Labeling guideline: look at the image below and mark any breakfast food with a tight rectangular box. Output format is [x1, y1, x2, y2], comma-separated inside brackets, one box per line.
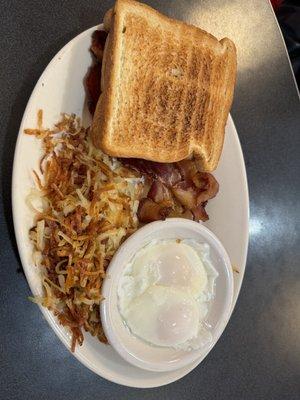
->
[118, 239, 218, 350]
[86, 0, 237, 223]
[122, 158, 219, 222]
[26, 112, 143, 350]
[25, 0, 237, 352]
[91, 0, 237, 171]
[25, 111, 218, 351]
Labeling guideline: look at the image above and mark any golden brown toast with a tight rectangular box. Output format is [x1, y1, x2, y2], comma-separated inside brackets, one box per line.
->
[91, 0, 237, 171]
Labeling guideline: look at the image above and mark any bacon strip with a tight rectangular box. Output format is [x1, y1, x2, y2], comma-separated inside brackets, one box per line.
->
[86, 64, 102, 115]
[86, 30, 108, 115]
[91, 30, 108, 62]
[195, 173, 219, 204]
[180, 209, 194, 220]
[147, 181, 171, 204]
[137, 198, 172, 223]
[122, 158, 219, 223]
[192, 204, 209, 222]
[122, 159, 181, 186]
[176, 159, 198, 181]
[171, 181, 198, 209]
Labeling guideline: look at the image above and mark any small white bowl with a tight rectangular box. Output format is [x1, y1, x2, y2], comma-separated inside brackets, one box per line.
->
[100, 218, 233, 372]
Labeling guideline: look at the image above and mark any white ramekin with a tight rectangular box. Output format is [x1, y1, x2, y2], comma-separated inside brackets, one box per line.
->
[100, 218, 234, 372]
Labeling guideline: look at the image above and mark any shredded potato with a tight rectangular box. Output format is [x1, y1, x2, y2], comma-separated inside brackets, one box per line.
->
[26, 111, 143, 351]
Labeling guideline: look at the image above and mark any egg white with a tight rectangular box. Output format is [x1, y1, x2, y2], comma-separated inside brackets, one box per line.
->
[124, 286, 199, 347]
[117, 239, 218, 350]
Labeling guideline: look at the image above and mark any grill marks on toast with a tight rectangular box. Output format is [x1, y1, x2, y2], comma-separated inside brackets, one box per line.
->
[116, 15, 217, 156]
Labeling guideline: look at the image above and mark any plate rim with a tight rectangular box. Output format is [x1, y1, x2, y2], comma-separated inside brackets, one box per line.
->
[11, 25, 249, 388]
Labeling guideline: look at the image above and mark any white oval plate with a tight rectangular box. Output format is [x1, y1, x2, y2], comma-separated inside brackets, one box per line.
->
[12, 25, 249, 388]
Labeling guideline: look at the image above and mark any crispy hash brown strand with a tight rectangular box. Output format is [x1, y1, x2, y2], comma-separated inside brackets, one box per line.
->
[25, 111, 143, 351]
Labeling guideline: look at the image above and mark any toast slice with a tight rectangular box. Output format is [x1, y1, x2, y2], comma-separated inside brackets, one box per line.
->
[91, 0, 237, 171]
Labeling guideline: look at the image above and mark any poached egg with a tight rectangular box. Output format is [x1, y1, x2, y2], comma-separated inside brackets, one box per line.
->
[117, 239, 218, 350]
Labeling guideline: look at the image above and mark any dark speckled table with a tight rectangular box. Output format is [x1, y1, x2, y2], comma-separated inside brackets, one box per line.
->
[0, 0, 299, 399]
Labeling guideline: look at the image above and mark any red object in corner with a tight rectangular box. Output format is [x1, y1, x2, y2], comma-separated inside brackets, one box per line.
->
[271, 0, 283, 12]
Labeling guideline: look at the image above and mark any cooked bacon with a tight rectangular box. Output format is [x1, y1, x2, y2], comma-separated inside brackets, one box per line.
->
[195, 173, 219, 204]
[123, 158, 219, 222]
[171, 181, 197, 209]
[172, 173, 218, 212]
[121, 159, 152, 176]
[137, 198, 172, 223]
[122, 159, 181, 186]
[176, 159, 198, 181]
[86, 64, 102, 115]
[150, 163, 182, 186]
[86, 30, 108, 115]
[147, 181, 171, 204]
[181, 209, 194, 220]
[91, 30, 108, 62]
[192, 204, 209, 222]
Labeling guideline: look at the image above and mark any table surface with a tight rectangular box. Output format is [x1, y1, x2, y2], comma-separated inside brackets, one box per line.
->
[0, 0, 299, 399]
